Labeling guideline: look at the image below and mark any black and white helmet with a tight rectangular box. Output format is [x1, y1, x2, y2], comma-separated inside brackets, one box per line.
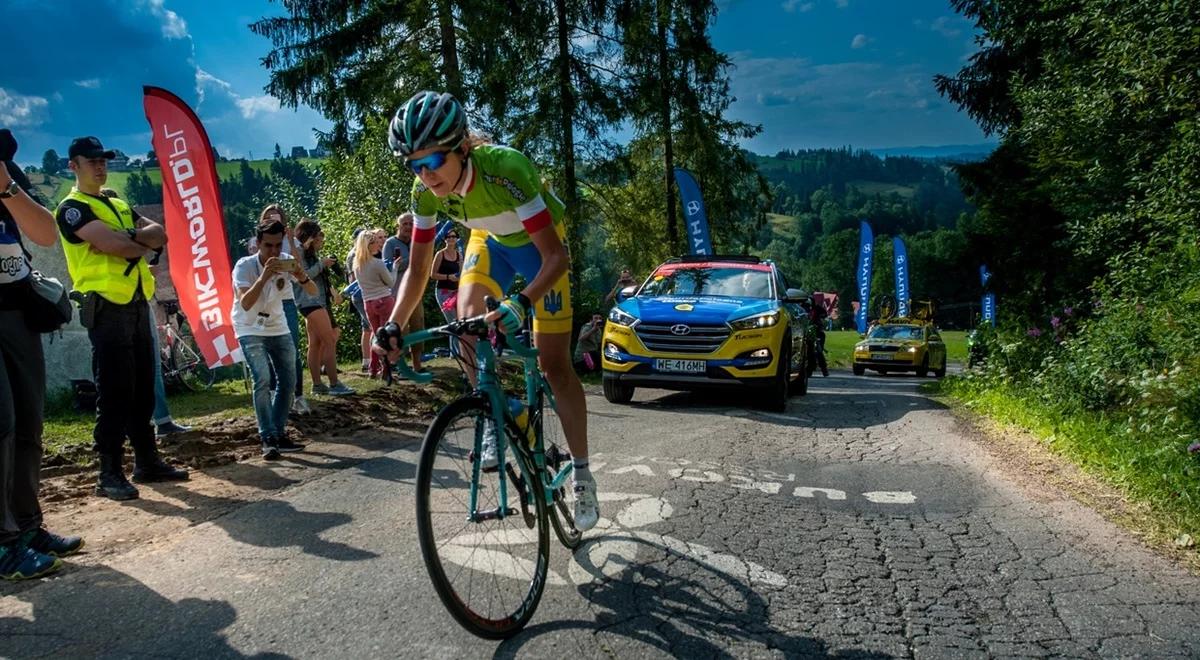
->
[388, 91, 468, 157]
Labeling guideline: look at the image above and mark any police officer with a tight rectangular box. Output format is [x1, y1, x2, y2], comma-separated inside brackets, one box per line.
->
[55, 136, 187, 501]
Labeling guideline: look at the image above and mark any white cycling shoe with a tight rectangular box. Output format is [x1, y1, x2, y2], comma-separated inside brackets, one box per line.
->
[573, 479, 600, 531]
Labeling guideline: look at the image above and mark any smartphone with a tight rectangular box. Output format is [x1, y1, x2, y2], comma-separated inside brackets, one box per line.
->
[274, 257, 296, 270]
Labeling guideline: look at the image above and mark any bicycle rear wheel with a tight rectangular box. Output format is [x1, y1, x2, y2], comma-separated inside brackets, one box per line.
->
[538, 404, 582, 550]
[415, 396, 550, 639]
[171, 337, 215, 392]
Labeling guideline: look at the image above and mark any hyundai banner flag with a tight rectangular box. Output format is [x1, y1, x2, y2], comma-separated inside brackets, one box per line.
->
[674, 168, 712, 256]
[855, 221, 874, 334]
[893, 236, 910, 318]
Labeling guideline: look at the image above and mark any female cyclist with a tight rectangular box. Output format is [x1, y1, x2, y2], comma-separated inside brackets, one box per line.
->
[375, 90, 599, 531]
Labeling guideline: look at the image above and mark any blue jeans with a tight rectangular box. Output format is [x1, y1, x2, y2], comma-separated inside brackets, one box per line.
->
[150, 311, 170, 425]
[283, 299, 303, 397]
[239, 334, 296, 440]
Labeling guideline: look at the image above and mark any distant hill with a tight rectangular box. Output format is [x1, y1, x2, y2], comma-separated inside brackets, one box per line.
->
[28, 157, 325, 206]
[866, 143, 997, 161]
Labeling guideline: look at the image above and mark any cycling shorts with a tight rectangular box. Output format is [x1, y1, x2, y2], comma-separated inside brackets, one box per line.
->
[460, 227, 572, 334]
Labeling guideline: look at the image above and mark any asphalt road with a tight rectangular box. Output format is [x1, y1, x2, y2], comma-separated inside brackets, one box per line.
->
[3, 371, 1200, 658]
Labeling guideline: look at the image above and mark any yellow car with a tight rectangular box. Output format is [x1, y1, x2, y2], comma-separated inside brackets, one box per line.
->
[601, 255, 812, 412]
[852, 321, 947, 378]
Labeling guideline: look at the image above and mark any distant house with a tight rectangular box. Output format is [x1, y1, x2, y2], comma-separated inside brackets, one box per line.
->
[310, 145, 330, 158]
[108, 149, 130, 172]
[291, 146, 309, 159]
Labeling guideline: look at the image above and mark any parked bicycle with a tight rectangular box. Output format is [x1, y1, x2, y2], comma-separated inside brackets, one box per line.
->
[157, 299, 215, 392]
[384, 297, 580, 639]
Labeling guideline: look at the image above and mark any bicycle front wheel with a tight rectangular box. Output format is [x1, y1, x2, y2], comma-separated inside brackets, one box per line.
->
[415, 396, 550, 639]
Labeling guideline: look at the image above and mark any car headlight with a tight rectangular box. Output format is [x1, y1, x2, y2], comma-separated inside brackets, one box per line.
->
[608, 307, 637, 327]
[905, 346, 919, 353]
[730, 311, 780, 330]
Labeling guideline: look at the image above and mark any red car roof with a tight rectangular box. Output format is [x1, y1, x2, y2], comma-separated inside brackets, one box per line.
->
[654, 261, 772, 274]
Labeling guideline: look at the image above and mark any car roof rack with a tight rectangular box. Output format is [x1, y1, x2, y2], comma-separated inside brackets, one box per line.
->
[665, 254, 762, 264]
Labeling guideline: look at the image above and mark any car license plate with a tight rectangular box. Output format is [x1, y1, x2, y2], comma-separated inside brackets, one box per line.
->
[871, 352, 893, 361]
[655, 359, 706, 374]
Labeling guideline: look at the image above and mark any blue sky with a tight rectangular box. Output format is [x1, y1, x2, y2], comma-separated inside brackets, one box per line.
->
[0, 0, 988, 165]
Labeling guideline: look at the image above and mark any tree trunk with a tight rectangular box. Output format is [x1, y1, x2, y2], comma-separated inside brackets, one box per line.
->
[657, 0, 677, 249]
[437, 0, 463, 98]
[554, 0, 582, 296]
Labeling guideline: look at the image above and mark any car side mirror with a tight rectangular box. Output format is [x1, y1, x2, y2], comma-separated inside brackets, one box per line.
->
[785, 288, 807, 302]
[616, 285, 637, 303]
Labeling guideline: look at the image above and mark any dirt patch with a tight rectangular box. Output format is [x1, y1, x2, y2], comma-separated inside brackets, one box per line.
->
[34, 371, 467, 563]
[938, 396, 1200, 575]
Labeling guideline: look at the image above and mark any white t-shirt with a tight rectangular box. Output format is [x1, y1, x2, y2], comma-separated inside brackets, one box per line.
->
[231, 254, 295, 337]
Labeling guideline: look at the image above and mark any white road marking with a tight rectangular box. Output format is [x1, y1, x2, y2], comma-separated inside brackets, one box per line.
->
[862, 491, 917, 504]
[793, 487, 847, 500]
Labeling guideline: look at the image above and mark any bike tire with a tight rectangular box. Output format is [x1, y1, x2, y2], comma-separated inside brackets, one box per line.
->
[171, 337, 215, 391]
[537, 404, 582, 550]
[415, 396, 550, 640]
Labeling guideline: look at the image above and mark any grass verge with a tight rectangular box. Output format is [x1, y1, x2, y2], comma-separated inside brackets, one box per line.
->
[927, 375, 1200, 570]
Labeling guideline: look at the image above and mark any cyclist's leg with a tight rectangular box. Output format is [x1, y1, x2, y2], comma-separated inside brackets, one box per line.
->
[456, 230, 516, 387]
[529, 276, 585, 464]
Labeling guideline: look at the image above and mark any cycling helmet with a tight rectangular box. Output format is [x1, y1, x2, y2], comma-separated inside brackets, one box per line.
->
[388, 91, 468, 157]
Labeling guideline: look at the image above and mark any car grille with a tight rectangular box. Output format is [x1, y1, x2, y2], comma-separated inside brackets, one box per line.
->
[866, 344, 901, 352]
[635, 323, 730, 354]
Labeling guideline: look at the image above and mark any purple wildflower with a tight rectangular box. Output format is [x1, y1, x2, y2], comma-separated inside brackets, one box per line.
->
[1063, 306, 1073, 317]
[1027, 327, 1043, 338]
[1050, 316, 1062, 329]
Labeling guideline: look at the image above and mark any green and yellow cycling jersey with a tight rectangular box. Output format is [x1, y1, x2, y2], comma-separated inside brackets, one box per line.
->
[410, 145, 565, 248]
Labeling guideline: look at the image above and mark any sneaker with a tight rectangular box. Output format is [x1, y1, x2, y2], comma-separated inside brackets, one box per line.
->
[311, 383, 330, 395]
[155, 420, 192, 438]
[261, 438, 281, 461]
[360, 362, 370, 374]
[478, 420, 499, 471]
[22, 528, 84, 558]
[0, 543, 62, 581]
[327, 382, 355, 396]
[573, 479, 600, 532]
[275, 436, 305, 453]
[292, 396, 312, 414]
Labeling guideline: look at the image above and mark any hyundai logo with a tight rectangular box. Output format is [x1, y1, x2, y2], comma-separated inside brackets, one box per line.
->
[670, 324, 691, 336]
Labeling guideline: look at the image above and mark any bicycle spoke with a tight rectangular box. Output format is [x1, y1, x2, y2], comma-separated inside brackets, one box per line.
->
[416, 397, 549, 638]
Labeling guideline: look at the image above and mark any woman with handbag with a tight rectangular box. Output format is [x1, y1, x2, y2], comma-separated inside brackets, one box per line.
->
[0, 131, 83, 580]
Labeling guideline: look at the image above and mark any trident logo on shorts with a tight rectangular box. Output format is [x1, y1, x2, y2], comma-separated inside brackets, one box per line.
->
[543, 289, 563, 314]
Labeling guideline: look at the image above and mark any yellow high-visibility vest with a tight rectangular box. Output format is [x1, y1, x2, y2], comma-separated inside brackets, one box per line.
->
[58, 188, 155, 304]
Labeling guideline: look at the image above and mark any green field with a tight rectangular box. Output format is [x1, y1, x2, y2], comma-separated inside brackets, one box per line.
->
[37, 158, 325, 205]
[822, 329, 967, 367]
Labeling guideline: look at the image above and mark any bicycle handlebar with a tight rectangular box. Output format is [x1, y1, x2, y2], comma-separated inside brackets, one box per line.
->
[380, 296, 539, 386]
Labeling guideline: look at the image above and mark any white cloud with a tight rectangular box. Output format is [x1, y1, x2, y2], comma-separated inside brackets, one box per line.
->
[851, 34, 870, 49]
[931, 16, 964, 38]
[0, 88, 50, 127]
[74, 79, 101, 89]
[139, 0, 188, 39]
[835, 0, 849, 7]
[781, 0, 814, 11]
[236, 95, 283, 119]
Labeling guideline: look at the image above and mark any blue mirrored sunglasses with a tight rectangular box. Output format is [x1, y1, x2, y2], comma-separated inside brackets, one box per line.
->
[405, 150, 451, 175]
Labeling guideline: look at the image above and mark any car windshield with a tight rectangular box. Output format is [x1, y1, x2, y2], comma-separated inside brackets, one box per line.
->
[640, 266, 773, 298]
[868, 325, 924, 341]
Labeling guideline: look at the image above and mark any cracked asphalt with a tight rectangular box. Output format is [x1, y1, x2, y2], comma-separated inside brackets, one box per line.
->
[3, 370, 1199, 658]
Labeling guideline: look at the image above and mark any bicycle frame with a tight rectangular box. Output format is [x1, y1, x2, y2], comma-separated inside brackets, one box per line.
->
[394, 318, 573, 524]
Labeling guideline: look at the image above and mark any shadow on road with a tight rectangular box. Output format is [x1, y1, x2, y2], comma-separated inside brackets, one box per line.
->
[0, 565, 289, 659]
[493, 534, 893, 659]
[622, 370, 950, 430]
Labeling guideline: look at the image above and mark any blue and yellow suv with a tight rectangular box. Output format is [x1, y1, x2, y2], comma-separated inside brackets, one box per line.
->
[601, 255, 811, 411]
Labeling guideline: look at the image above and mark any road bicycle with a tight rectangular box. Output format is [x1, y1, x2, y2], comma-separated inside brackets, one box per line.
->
[157, 299, 215, 392]
[386, 298, 581, 639]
